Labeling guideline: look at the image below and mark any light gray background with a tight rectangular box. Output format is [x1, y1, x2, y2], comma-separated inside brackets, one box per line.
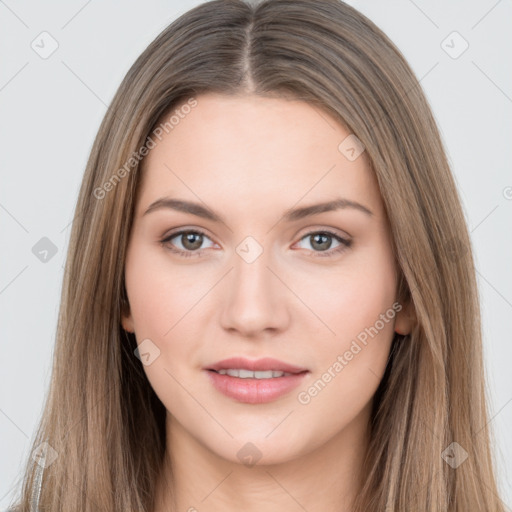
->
[1, 0, 511, 509]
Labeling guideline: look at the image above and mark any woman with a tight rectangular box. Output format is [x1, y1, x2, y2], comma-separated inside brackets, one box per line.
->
[8, 0, 506, 510]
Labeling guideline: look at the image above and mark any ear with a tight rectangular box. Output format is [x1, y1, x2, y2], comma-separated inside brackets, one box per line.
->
[394, 300, 415, 335]
[122, 314, 135, 333]
[121, 297, 135, 333]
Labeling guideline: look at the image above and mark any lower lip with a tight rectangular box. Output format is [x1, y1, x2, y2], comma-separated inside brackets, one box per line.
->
[205, 370, 309, 404]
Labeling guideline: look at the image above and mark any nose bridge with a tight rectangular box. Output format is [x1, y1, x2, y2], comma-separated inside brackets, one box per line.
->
[233, 243, 273, 297]
[219, 237, 289, 334]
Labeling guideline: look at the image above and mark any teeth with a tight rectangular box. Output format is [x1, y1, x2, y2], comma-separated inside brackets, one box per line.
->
[216, 369, 293, 378]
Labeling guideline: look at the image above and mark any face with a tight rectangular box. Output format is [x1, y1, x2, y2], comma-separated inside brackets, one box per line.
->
[122, 92, 412, 465]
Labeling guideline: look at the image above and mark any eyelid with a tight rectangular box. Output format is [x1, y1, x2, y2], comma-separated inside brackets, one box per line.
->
[161, 226, 213, 242]
[294, 225, 352, 242]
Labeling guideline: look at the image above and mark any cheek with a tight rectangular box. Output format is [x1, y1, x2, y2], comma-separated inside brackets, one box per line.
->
[124, 245, 210, 408]
[293, 240, 398, 401]
[296, 245, 398, 349]
[124, 245, 202, 388]
[125, 244, 212, 338]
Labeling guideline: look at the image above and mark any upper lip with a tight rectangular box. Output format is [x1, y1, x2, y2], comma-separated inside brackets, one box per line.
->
[205, 357, 308, 374]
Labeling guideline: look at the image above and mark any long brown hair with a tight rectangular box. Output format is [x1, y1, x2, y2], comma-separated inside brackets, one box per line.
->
[9, 0, 505, 510]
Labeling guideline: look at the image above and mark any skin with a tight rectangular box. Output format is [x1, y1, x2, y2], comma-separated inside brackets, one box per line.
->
[122, 92, 413, 512]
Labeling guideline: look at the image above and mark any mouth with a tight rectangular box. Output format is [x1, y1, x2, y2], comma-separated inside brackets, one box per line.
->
[207, 368, 302, 378]
[204, 357, 309, 404]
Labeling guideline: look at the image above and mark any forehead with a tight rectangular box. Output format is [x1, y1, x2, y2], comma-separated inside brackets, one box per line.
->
[136, 93, 384, 220]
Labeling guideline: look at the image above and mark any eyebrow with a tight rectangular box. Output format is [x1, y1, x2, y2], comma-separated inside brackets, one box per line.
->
[142, 196, 373, 222]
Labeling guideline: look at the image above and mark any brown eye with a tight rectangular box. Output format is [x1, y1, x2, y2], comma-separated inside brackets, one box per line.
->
[180, 232, 204, 250]
[161, 229, 216, 257]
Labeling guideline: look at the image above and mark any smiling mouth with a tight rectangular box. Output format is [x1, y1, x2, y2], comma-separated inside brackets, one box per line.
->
[208, 368, 303, 378]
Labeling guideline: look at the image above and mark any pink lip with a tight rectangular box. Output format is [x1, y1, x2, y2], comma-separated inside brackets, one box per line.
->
[204, 357, 309, 404]
[205, 357, 308, 374]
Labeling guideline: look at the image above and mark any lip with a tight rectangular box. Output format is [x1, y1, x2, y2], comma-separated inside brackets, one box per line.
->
[205, 357, 308, 374]
[204, 357, 309, 404]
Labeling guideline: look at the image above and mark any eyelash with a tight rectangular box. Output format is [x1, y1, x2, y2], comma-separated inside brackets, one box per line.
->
[160, 229, 352, 258]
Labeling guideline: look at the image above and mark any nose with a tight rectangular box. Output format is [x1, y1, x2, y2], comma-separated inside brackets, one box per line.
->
[219, 246, 291, 337]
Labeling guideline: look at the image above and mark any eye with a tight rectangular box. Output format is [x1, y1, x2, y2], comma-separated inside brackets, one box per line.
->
[161, 228, 352, 259]
[294, 230, 352, 257]
[161, 229, 216, 257]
